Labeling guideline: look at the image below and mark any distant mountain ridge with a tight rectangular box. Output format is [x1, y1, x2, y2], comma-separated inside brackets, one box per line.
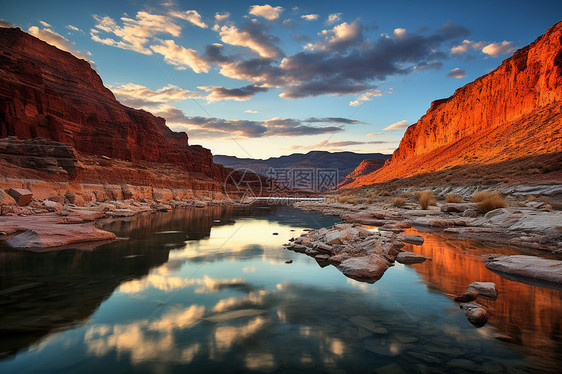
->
[214, 151, 391, 185]
[341, 21, 562, 188]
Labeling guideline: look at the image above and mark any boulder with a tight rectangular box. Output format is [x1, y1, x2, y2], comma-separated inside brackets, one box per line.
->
[460, 303, 490, 327]
[43, 200, 62, 214]
[398, 234, 424, 245]
[7, 188, 33, 206]
[337, 255, 390, 283]
[396, 251, 430, 264]
[6, 224, 116, 248]
[466, 282, 497, 299]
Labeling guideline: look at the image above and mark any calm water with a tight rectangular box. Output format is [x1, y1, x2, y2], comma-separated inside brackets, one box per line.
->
[0, 206, 560, 373]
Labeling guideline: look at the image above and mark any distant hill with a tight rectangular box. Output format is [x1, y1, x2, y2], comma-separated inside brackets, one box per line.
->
[214, 151, 391, 190]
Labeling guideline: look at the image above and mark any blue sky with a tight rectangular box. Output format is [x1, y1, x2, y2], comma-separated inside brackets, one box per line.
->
[2, 0, 560, 158]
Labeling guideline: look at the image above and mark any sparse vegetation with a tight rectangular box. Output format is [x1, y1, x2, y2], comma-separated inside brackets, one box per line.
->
[393, 197, 405, 207]
[445, 194, 463, 203]
[380, 190, 391, 196]
[471, 190, 507, 213]
[337, 194, 358, 205]
[418, 190, 436, 210]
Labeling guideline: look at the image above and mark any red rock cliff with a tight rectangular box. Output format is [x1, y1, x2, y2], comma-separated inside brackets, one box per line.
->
[0, 27, 226, 180]
[343, 21, 562, 188]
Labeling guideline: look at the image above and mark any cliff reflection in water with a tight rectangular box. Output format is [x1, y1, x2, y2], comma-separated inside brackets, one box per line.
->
[402, 228, 562, 366]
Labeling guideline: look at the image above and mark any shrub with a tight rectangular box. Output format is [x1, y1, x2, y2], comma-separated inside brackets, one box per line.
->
[471, 190, 507, 212]
[475, 192, 506, 213]
[445, 194, 463, 203]
[337, 195, 358, 205]
[418, 190, 436, 210]
[471, 190, 493, 203]
[380, 190, 391, 196]
[393, 197, 405, 207]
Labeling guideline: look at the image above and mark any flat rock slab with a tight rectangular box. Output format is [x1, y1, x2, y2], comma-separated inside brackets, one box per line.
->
[398, 234, 424, 245]
[1, 215, 116, 248]
[485, 255, 562, 285]
[396, 251, 430, 264]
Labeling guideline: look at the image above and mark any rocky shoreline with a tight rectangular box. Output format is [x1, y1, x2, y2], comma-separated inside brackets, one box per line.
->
[285, 191, 562, 288]
[0, 190, 239, 250]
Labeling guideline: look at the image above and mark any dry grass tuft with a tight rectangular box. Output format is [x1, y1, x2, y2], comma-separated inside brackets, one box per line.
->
[418, 190, 436, 210]
[445, 194, 463, 203]
[380, 190, 392, 196]
[471, 190, 506, 213]
[393, 197, 405, 207]
[337, 195, 358, 205]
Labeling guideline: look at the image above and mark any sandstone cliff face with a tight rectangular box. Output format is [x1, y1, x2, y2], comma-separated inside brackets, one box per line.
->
[343, 21, 562, 188]
[0, 27, 226, 180]
[338, 159, 386, 187]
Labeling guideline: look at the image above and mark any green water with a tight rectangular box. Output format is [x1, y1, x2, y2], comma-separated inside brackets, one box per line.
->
[0, 206, 560, 373]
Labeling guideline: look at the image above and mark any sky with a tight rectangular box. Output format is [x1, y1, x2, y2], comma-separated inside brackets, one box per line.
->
[1, 1, 561, 159]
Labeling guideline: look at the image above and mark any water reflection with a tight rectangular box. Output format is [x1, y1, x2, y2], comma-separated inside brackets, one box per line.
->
[0, 207, 560, 373]
[401, 228, 562, 370]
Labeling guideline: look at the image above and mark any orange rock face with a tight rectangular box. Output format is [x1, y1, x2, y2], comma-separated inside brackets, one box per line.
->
[0, 27, 227, 181]
[343, 21, 562, 188]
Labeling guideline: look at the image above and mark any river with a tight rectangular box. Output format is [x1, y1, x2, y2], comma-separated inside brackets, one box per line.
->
[0, 206, 560, 373]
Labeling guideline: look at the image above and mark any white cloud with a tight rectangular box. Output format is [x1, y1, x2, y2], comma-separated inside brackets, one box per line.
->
[28, 26, 93, 64]
[150, 40, 210, 73]
[249, 5, 284, 21]
[309, 20, 362, 51]
[109, 83, 200, 108]
[66, 24, 82, 32]
[349, 89, 382, 106]
[482, 41, 515, 57]
[301, 14, 319, 21]
[447, 67, 466, 78]
[450, 39, 485, 54]
[327, 13, 342, 24]
[215, 12, 230, 22]
[366, 132, 383, 136]
[245, 110, 258, 113]
[218, 24, 283, 58]
[383, 120, 409, 130]
[393, 28, 407, 38]
[169, 10, 207, 29]
[39, 20, 51, 27]
[91, 12, 181, 55]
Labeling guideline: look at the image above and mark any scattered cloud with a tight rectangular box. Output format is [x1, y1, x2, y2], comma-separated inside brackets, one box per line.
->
[152, 105, 356, 139]
[150, 39, 210, 73]
[447, 67, 466, 78]
[198, 84, 269, 102]
[215, 12, 230, 22]
[249, 5, 284, 21]
[308, 20, 363, 51]
[0, 19, 16, 28]
[288, 139, 390, 151]
[327, 13, 342, 25]
[383, 120, 410, 130]
[109, 83, 200, 107]
[450, 39, 486, 54]
[169, 10, 207, 28]
[90, 11, 181, 55]
[245, 110, 258, 114]
[218, 23, 284, 58]
[393, 28, 407, 38]
[451, 39, 514, 58]
[482, 41, 515, 57]
[66, 24, 82, 32]
[301, 14, 319, 21]
[303, 117, 367, 125]
[349, 89, 382, 106]
[366, 132, 383, 136]
[39, 20, 51, 27]
[28, 26, 93, 64]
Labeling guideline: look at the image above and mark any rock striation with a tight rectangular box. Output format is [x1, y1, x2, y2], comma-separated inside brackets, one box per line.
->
[0, 27, 227, 180]
[342, 21, 562, 188]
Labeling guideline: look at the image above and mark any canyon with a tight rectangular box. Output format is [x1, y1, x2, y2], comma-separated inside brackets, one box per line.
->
[0, 27, 234, 202]
[341, 21, 562, 188]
